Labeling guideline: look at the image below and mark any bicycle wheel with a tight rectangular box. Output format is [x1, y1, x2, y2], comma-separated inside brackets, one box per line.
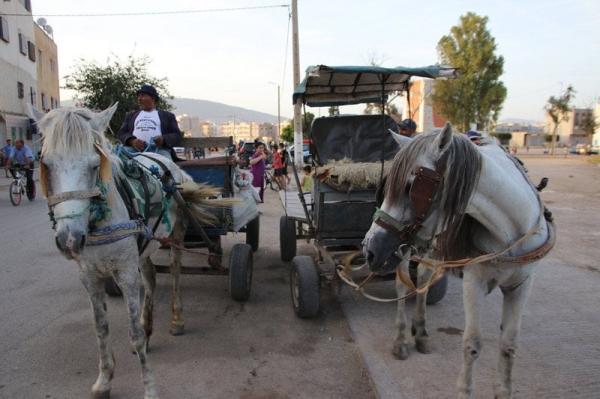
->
[9, 181, 22, 206]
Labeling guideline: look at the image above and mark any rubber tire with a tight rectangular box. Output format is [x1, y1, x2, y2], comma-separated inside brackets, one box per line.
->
[409, 264, 448, 305]
[105, 277, 123, 297]
[280, 216, 297, 261]
[245, 216, 260, 252]
[9, 181, 22, 206]
[229, 243, 253, 302]
[290, 256, 320, 318]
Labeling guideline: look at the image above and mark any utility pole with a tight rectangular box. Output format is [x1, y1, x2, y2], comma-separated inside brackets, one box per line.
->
[291, 0, 303, 166]
[277, 84, 281, 144]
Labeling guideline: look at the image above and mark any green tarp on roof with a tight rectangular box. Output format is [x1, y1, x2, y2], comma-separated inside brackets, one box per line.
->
[293, 64, 457, 107]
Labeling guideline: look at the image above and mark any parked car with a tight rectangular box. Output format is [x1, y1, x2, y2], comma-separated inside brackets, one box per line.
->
[570, 144, 593, 155]
[288, 142, 312, 164]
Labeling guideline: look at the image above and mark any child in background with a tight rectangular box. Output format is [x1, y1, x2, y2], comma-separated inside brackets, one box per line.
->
[300, 165, 313, 193]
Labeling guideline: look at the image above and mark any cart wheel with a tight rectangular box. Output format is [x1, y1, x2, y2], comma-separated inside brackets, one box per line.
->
[290, 256, 320, 318]
[9, 181, 22, 206]
[409, 263, 448, 305]
[105, 277, 123, 297]
[245, 216, 260, 252]
[229, 243, 253, 302]
[280, 215, 297, 261]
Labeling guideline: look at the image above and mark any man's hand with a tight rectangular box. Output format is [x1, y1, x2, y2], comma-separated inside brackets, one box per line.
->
[130, 138, 146, 151]
[153, 136, 164, 147]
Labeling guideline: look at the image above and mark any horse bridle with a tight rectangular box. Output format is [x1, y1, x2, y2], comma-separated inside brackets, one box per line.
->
[373, 151, 448, 248]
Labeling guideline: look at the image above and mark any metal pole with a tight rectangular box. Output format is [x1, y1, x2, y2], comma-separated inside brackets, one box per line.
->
[291, 0, 303, 167]
[277, 84, 281, 144]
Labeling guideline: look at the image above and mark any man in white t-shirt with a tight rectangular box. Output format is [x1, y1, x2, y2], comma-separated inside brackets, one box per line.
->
[118, 85, 182, 158]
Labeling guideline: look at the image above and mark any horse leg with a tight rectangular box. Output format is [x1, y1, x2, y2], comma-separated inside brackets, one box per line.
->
[413, 263, 432, 354]
[140, 257, 157, 351]
[169, 217, 186, 336]
[117, 267, 159, 399]
[457, 269, 486, 399]
[79, 273, 115, 399]
[494, 276, 533, 399]
[392, 263, 409, 360]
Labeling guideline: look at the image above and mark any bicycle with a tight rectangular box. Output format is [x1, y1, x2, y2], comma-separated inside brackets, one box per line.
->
[265, 166, 284, 191]
[8, 167, 35, 206]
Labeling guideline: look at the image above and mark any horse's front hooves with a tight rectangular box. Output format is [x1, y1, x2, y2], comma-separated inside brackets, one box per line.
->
[91, 389, 111, 399]
[169, 324, 184, 336]
[392, 342, 409, 360]
[415, 337, 432, 354]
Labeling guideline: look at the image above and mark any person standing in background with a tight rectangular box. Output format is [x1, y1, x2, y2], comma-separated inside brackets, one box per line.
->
[249, 142, 268, 202]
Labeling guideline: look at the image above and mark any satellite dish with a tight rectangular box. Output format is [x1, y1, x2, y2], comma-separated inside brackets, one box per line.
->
[37, 17, 47, 27]
[44, 25, 53, 36]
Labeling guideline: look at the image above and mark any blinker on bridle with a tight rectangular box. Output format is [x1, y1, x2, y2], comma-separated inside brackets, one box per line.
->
[373, 151, 448, 248]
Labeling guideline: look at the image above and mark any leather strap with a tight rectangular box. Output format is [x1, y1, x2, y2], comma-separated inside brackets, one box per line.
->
[47, 188, 103, 207]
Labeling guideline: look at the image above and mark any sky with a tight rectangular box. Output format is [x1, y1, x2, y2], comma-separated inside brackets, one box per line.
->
[29, 0, 600, 122]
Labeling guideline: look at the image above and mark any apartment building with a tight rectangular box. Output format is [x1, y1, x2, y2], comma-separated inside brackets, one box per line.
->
[34, 18, 59, 112]
[544, 107, 593, 146]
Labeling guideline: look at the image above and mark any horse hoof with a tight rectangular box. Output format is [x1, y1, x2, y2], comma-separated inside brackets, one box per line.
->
[415, 337, 431, 354]
[392, 343, 409, 360]
[91, 390, 110, 399]
[169, 324, 184, 336]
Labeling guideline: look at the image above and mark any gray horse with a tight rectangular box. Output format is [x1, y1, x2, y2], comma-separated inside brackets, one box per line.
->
[364, 124, 554, 398]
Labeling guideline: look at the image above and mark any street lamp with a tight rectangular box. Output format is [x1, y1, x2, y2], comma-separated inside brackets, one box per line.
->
[268, 81, 281, 143]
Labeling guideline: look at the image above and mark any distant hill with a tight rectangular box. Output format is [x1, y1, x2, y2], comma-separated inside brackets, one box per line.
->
[172, 98, 285, 124]
[61, 97, 286, 124]
[499, 118, 543, 125]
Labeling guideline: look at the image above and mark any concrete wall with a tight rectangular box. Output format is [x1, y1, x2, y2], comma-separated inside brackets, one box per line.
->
[34, 23, 59, 111]
[0, 0, 37, 144]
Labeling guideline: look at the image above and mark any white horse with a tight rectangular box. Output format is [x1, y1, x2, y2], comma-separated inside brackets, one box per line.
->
[35, 105, 222, 399]
[363, 124, 554, 398]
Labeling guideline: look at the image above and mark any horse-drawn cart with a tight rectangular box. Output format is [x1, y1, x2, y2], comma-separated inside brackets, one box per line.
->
[106, 136, 258, 302]
[280, 65, 456, 317]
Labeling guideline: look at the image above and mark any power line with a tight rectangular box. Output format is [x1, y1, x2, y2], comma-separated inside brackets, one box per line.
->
[281, 8, 291, 94]
[1, 4, 288, 17]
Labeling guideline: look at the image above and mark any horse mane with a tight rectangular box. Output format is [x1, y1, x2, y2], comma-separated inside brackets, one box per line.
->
[385, 132, 482, 260]
[38, 107, 111, 157]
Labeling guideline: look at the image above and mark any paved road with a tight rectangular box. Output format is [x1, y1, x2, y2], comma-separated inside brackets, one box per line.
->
[320, 157, 600, 399]
[0, 187, 374, 399]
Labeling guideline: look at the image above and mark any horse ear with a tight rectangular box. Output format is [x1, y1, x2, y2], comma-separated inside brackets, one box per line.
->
[94, 144, 113, 185]
[389, 129, 412, 149]
[433, 122, 453, 152]
[26, 103, 46, 122]
[89, 103, 118, 134]
[39, 162, 49, 198]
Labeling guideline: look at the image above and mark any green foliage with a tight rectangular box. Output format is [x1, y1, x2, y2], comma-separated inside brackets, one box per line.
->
[280, 123, 294, 143]
[544, 134, 554, 143]
[302, 111, 315, 137]
[545, 85, 575, 154]
[363, 102, 400, 117]
[580, 110, 598, 137]
[432, 12, 507, 131]
[64, 55, 173, 135]
[328, 106, 340, 116]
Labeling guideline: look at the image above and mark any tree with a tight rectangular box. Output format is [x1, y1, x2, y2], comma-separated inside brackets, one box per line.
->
[581, 111, 599, 139]
[328, 106, 340, 116]
[280, 123, 294, 143]
[432, 12, 507, 132]
[545, 85, 575, 155]
[302, 111, 315, 137]
[65, 55, 173, 135]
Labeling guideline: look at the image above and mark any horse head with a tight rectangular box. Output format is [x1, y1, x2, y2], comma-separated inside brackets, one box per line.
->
[363, 123, 481, 274]
[34, 104, 117, 259]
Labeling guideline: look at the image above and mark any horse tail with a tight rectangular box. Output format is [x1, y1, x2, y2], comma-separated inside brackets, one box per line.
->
[179, 181, 238, 225]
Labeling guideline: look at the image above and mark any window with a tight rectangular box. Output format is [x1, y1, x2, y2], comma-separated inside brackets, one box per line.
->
[38, 49, 42, 65]
[17, 82, 24, 99]
[50, 58, 56, 73]
[41, 93, 48, 110]
[0, 16, 9, 43]
[18, 32, 27, 55]
[27, 41, 36, 62]
[29, 86, 36, 105]
[24, 0, 31, 12]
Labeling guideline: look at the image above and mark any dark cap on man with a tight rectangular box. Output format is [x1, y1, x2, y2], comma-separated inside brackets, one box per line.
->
[137, 84, 159, 101]
[466, 130, 482, 140]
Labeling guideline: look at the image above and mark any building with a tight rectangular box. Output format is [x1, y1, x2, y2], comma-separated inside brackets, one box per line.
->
[219, 121, 260, 142]
[401, 79, 448, 133]
[0, 0, 37, 146]
[544, 107, 593, 146]
[34, 18, 59, 112]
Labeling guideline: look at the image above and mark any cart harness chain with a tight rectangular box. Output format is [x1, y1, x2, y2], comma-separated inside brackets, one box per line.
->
[338, 151, 556, 303]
